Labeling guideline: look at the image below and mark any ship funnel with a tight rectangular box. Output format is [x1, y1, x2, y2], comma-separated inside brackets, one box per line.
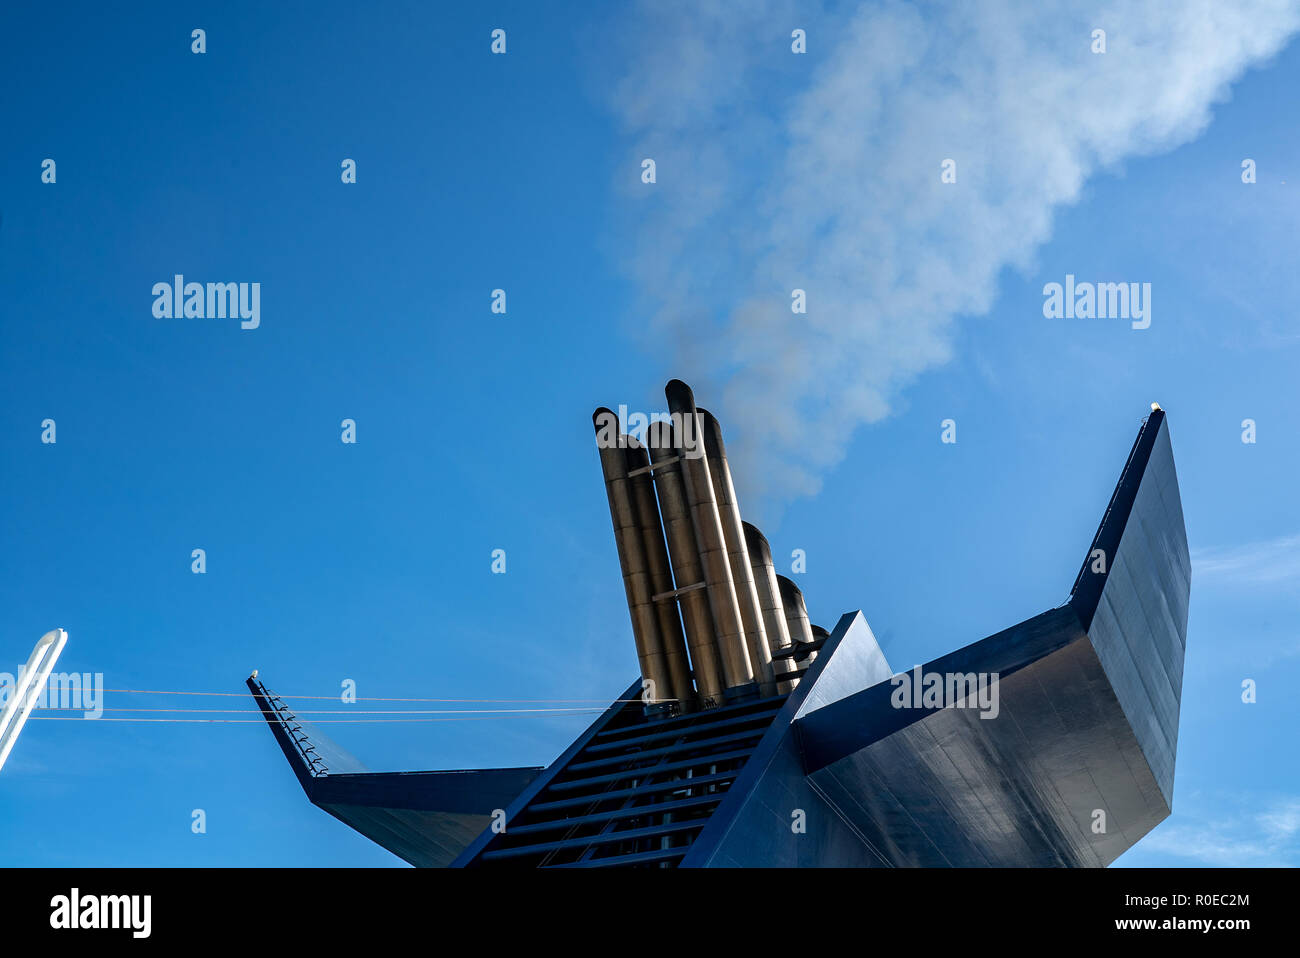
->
[593, 408, 680, 716]
[665, 381, 755, 699]
[646, 419, 726, 707]
[593, 381, 830, 709]
[776, 575, 816, 670]
[743, 523, 800, 691]
[626, 435, 696, 712]
[699, 410, 776, 696]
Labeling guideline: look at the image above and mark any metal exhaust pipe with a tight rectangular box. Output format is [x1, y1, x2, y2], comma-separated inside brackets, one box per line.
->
[646, 419, 726, 707]
[593, 408, 676, 717]
[665, 381, 756, 699]
[807, 625, 830, 665]
[776, 575, 816, 670]
[626, 435, 696, 713]
[698, 409, 776, 697]
[743, 522, 800, 692]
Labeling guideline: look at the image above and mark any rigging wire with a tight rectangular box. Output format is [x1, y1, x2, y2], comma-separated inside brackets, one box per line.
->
[29, 712, 605, 724]
[18, 684, 647, 724]
[93, 687, 652, 703]
[30, 706, 608, 715]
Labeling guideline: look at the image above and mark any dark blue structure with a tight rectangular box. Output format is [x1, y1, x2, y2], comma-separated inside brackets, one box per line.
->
[250, 407, 1189, 867]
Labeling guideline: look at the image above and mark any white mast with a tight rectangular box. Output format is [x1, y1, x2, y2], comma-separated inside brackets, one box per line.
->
[0, 628, 68, 774]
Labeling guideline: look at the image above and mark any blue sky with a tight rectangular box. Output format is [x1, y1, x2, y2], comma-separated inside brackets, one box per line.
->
[1, 1, 1297, 867]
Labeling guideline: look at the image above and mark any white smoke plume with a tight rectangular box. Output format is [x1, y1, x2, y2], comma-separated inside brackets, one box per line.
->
[605, 0, 1300, 506]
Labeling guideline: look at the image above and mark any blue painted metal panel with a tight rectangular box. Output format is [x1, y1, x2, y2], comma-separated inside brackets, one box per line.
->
[796, 628, 1168, 866]
[465, 692, 788, 866]
[760, 412, 1188, 867]
[246, 676, 543, 866]
[1078, 417, 1188, 803]
[684, 612, 893, 867]
[450, 679, 645, 867]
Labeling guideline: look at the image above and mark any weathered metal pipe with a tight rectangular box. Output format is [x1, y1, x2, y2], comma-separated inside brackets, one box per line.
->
[743, 522, 800, 692]
[698, 409, 775, 696]
[664, 381, 755, 698]
[807, 625, 830, 666]
[593, 409, 674, 715]
[646, 419, 726, 707]
[776, 574, 816, 663]
[626, 436, 696, 713]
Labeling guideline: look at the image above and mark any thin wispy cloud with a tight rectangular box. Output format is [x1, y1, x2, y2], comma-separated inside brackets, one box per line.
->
[1140, 796, 1300, 866]
[606, 0, 1300, 507]
[1192, 533, 1300, 588]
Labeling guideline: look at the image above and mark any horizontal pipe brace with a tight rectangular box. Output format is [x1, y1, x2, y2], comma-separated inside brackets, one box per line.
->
[652, 581, 707, 603]
[628, 455, 681, 477]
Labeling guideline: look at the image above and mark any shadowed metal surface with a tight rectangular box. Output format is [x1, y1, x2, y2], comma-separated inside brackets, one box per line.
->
[316, 768, 544, 868]
[765, 411, 1188, 867]
[682, 612, 895, 867]
[790, 608, 1167, 866]
[246, 676, 542, 867]
[453, 680, 791, 867]
[1069, 411, 1189, 805]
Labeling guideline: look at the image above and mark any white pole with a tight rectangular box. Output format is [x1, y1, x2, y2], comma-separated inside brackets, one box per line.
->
[0, 629, 69, 774]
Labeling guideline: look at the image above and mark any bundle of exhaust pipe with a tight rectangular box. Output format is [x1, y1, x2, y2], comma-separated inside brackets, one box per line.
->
[594, 380, 825, 717]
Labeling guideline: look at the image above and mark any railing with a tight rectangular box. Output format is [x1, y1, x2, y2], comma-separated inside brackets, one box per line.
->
[251, 678, 330, 777]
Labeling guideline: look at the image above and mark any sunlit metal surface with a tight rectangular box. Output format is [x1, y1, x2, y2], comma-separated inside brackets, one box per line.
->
[665, 381, 754, 696]
[700, 409, 776, 695]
